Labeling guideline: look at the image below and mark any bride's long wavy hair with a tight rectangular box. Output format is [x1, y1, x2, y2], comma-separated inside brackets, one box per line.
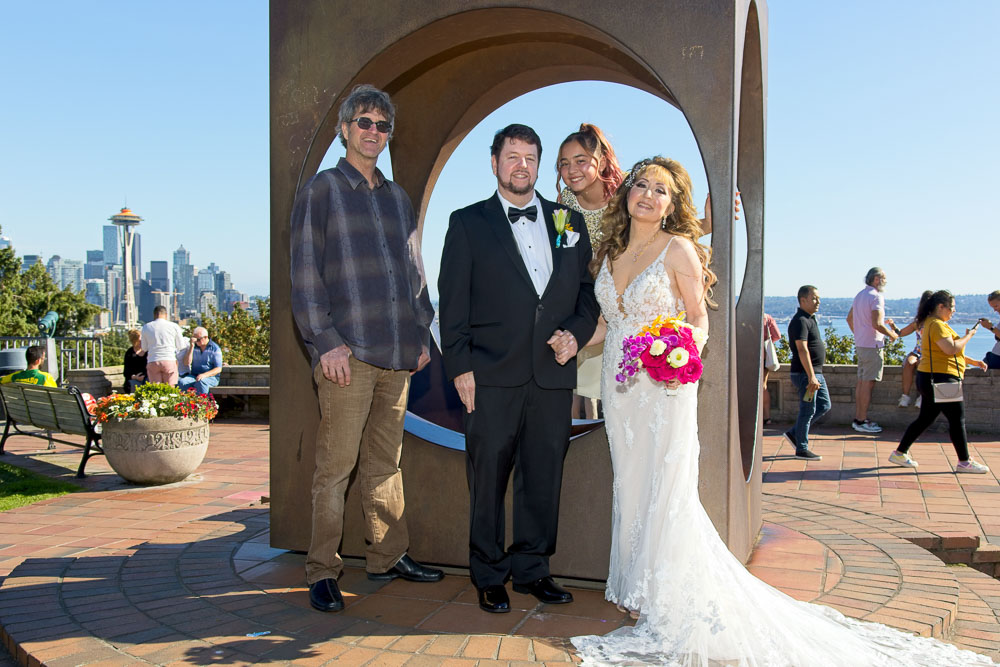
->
[590, 156, 718, 309]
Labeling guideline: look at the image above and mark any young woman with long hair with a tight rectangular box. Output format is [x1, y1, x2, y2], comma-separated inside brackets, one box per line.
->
[888, 290, 989, 472]
[555, 124, 625, 418]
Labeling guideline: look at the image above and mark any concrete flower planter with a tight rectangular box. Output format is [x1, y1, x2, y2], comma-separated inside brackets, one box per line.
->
[102, 416, 210, 484]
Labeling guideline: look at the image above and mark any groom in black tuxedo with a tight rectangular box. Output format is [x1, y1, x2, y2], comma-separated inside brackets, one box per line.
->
[438, 124, 599, 613]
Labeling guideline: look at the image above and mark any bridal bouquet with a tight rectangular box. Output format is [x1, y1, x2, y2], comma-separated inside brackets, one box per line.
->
[615, 313, 707, 391]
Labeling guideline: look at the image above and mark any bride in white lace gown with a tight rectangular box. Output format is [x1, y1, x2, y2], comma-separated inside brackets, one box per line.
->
[571, 157, 995, 666]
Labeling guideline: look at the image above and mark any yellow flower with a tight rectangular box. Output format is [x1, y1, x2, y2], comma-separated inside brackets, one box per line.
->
[667, 347, 689, 368]
[649, 339, 667, 356]
[641, 312, 688, 336]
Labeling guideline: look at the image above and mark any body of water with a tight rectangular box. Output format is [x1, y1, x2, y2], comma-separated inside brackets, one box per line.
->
[776, 316, 997, 362]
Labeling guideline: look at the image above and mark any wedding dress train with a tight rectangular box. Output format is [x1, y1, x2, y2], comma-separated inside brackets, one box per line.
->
[571, 242, 995, 666]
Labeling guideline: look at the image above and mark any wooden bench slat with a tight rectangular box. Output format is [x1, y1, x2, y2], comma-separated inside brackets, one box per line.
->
[210, 386, 270, 396]
[22, 395, 59, 430]
[3, 392, 31, 422]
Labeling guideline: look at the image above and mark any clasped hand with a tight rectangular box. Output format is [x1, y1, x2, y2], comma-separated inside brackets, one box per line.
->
[547, 329, 578, 366]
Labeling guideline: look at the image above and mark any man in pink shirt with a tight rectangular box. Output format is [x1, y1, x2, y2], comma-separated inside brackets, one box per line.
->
[846, 267, 898, 433]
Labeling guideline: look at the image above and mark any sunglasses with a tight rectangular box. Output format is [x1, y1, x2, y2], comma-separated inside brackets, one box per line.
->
[349, 117, 392, 133]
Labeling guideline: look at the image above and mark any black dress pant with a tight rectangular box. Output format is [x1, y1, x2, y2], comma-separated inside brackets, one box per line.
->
[897, 371, 970, 461]
[464, 379, 572, 588]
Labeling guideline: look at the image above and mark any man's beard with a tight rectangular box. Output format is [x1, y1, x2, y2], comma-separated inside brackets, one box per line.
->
[500, 174, 536, 196]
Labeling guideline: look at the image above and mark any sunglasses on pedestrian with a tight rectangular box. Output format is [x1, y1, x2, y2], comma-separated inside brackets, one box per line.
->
[348, 117, 392, 133]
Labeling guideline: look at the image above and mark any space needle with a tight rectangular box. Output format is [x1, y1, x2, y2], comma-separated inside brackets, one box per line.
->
[109, 206, 143, 327]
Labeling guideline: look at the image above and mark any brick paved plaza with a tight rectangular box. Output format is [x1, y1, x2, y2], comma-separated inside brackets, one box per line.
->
[0, 422, 998, 665]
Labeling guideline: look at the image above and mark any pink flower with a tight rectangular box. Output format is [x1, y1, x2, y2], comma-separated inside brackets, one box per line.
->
[677, 356, 703, 384]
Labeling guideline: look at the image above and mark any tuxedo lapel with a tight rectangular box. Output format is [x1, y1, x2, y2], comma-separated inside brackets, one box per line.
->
[538, 196, 563, 300]
[482, 196, 535, 292]
[540, 197, 563, 279]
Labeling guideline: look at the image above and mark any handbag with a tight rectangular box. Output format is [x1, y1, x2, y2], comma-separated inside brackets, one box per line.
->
[763, 337, 780, 372]
[927, 324, 963, 403]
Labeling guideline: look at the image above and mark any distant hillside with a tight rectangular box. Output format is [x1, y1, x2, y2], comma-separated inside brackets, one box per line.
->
[764, 293, 993, 325]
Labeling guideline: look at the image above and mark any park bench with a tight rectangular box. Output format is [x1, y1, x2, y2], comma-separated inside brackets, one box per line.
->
[0, 383, 103, 477]
[208, 365, 269, 416]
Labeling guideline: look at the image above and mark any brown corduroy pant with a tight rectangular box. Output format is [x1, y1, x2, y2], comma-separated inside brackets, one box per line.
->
[306, 357, 410, 584]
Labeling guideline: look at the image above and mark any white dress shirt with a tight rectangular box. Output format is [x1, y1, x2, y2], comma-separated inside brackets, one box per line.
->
[496, 191, 552, 297]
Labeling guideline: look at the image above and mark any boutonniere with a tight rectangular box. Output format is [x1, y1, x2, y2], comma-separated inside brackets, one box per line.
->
[552, 209, 575, 248]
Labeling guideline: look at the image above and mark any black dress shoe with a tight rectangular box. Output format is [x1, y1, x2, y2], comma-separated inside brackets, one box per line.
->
[512, 576, 573, 604]
[477, 584, 510, 613]
[367, 553, 444, 582]
[309, 577, 344, 612]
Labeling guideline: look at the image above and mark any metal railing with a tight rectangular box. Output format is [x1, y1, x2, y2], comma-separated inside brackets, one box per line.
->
[0, 337, 104, 384]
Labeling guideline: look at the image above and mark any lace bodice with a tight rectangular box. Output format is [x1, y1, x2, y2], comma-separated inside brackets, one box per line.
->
[559, 186, 605, 250]
[595, 239, 681, 339]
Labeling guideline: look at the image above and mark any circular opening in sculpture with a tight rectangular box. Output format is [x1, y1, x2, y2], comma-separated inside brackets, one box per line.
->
[407, 81, 709, 445]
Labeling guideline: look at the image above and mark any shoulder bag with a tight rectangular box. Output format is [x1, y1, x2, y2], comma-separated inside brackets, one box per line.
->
[928, 323, 963, 403]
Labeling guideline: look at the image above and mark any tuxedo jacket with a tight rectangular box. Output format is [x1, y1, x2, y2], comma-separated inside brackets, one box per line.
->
[438, 192, 599, 389]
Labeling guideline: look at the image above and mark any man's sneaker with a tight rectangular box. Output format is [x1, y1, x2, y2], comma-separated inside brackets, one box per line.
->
[888, 450, 918, 468]
[852, 419, 883, 434]
[915, 396, 922, 409]
[795, 449, 822, 461]
[956, 460, 990, 474]
[897, 394, 912, 407]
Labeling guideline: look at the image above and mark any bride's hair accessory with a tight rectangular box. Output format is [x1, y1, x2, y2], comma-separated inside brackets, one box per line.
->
[622, 159, 652, 188]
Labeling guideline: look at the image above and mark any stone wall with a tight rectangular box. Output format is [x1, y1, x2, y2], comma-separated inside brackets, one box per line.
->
[767, 365, 1000, 433]
[65, 366, 124, 398]
[61, 365, 270, 419]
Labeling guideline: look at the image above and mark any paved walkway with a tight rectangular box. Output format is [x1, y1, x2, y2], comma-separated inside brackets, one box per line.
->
[0, 422, 997, 665]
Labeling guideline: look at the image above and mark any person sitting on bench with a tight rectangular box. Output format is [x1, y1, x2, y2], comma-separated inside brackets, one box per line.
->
[1, 346, 56, 387]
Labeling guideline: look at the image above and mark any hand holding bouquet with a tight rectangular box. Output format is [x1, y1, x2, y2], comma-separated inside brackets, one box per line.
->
[616, 313, 707, 393]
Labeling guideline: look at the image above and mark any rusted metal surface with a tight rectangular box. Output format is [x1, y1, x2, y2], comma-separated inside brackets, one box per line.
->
[270, 0, 767, 572]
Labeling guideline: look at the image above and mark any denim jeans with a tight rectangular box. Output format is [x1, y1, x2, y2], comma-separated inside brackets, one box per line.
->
[788, 372, 831, 451]
[177, 373, 220, 395]
[985, 351, 1000, 370]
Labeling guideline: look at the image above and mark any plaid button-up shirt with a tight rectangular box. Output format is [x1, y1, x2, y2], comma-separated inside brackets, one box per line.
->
[290, 158, 433, 371]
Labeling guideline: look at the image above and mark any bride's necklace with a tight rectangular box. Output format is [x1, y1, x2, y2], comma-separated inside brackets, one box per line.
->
[628, 228, 661, 262]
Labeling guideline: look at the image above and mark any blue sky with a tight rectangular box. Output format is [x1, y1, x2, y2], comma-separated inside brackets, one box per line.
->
[2, 2, 998, 300]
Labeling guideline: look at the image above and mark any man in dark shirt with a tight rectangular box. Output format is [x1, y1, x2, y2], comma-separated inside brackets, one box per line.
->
[785, 285, 828, 461]
[290, 84, 442, 614]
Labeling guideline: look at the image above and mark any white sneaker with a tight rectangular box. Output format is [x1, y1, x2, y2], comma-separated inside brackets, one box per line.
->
[898, 395, 912, 407]
[956, 460, 990, 474]
[915, 396, 922, 409]
[852, 420, 883, 434]
[888, 450, 918, 468]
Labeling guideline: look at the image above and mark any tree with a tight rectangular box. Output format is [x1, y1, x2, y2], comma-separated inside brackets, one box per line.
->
[97, 328, 132, 367]
[776, 335, 792, 363]
[193, 298, 270, 364]
[775, 326, 904, 367]
[0, 226, 101, 337]
[822, 325, 856, 364]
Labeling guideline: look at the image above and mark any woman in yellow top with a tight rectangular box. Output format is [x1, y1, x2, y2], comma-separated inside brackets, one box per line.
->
[889, 290, 989, 472]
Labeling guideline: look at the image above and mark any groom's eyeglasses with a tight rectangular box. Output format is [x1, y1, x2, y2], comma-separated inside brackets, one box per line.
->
[348, 117, 392, 133]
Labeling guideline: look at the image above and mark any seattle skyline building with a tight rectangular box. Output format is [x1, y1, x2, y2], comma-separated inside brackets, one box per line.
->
[85, 249, 104, 279]
[109, 206, 142, 327]
[102, 225, 119, 266]
[7, 210, 250, 328]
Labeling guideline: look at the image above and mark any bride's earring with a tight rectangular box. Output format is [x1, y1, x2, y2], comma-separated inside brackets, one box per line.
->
[660, 217, 667, 230]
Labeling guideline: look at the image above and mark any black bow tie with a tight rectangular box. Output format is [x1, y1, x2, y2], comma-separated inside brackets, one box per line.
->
[507, 205, 537, 223]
